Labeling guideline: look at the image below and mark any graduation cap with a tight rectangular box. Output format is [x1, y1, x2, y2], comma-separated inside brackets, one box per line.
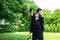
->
[36, 8, 42, 13]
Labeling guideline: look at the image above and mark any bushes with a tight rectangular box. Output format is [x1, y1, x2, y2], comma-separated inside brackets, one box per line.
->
[19, 23, 60, 32]
[0, 23, 60, 32]
[44, 23, 60, 32]
[0, 24, 19, 32]
[20, 23, 30, 32]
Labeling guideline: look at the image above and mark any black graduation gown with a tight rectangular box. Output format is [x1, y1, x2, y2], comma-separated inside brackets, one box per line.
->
[30, 15, 44, 32]
[30, 15, 44, 40]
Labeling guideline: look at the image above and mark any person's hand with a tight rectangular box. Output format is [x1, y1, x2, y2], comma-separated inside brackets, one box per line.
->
[42, 8, 45, 12]
[30, 8, 33, 16]
[41, 8, 45, 16]
[31, 10, 33, 16]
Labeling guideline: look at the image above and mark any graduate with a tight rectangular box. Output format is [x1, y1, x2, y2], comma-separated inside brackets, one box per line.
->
[28, 8, 44, 40]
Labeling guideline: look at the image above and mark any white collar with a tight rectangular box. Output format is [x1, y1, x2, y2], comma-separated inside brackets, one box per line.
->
[35, 18, 39, 20]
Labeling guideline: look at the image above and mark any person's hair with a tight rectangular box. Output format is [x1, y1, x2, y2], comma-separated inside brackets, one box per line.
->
[36, 8, 42, 13]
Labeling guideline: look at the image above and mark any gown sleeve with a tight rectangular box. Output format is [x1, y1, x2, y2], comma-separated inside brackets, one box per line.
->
[30, 16, 34, 33]
[41, 17, 44, 31]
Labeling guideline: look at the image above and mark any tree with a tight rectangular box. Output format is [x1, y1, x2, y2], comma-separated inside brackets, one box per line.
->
[0, 0, 39, 32]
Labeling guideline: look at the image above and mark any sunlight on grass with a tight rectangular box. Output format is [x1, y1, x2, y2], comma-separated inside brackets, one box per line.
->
[44, 32, 60, 40]
[0, 32, 60, 40]
[15, 32, 60, 40]
[15, 32, 29, 35]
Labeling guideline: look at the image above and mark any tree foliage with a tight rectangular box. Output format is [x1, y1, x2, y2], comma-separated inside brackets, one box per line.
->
[0, 0, 60, 32]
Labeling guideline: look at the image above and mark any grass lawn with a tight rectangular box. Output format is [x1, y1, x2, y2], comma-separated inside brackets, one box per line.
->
[0, 32, 60, 40]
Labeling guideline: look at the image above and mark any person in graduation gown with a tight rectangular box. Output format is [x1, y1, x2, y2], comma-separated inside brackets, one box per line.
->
[28, 8, 44, 40]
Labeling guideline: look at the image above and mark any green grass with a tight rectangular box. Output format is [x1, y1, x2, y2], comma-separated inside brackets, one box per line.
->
[0, 32, 60, 40]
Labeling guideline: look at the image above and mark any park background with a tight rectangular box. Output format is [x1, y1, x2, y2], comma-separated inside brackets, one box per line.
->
[0, 0, 60, 40]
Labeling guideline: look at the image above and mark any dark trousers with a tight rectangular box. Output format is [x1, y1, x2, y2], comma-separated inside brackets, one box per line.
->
[32, 32, 43, 40]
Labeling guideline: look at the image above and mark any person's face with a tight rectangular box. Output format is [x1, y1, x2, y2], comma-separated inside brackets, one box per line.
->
[35, 13, 39, 18]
